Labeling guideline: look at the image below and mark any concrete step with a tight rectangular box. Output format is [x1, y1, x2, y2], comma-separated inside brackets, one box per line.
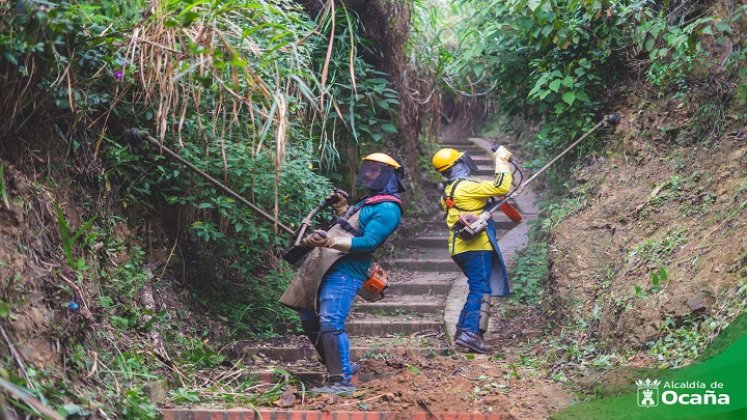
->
[354, 296, 445, 315]
[244, 367, 392, 386]
[383, 271, 461, 296]
[346, 312, 444, 336]
[250, 367, 326, 385]
[472, 155, 495, 168]
[347, 319, 445, 336]
[401, 246, 451, 259]
[439, 137, 474, 145]
[231, 335, 448, 363]
[412, 220, 520, 247]
[385, 281, 452, 296]
[412, 235, 448, 247]
[441, 145, 485, 153]
[468, 137, 516, 148]
[385, 257, 455, 272]
[384, 281, 452, 296]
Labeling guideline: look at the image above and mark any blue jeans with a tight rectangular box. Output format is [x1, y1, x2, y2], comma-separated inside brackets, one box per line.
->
[451, 251, 493, 333]
[299, 270, 363, 383]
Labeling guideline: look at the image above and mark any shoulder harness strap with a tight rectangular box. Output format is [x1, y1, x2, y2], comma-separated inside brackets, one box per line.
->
[333, 194, 403, 237]
[441, 179, 467, 219]
[363, 194, 404, 212]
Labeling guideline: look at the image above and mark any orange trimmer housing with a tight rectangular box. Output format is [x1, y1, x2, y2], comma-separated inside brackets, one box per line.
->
[497, 198, 522, 223]
[359, 264, 388, 302]
[363, 264, 387, 294]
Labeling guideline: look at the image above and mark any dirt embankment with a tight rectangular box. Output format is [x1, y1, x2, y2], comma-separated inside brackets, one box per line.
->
[548, 96, 747, 351]
[0, 164, 63, 368]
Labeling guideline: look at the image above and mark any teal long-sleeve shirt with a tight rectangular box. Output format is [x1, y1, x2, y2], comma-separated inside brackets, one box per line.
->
[329, 201, 402, 281]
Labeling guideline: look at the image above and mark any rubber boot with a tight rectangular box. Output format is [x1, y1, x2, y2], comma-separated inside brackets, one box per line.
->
[301, 320, 360, 375]
[301, 319, 326, 364]
[310, 332, 356, 396]
[454, 330, 494, 354]
[479, 295, 491, 336]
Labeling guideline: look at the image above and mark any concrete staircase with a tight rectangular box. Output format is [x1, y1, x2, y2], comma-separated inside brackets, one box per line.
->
[164, 137, 540, 418]
[220, 137, 539, 386]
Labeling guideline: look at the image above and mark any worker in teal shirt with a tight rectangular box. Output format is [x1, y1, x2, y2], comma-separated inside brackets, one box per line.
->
[299, 153, 404, 394]
[329, 200, 402, 279]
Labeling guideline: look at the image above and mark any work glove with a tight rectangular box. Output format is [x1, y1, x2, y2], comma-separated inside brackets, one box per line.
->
[301, 230, 352, 252]
[326, 189, 349, 216]
[493, 145, 512, 173]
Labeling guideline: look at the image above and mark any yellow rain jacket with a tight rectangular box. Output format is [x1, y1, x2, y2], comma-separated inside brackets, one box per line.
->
[440, 172, 513, 255]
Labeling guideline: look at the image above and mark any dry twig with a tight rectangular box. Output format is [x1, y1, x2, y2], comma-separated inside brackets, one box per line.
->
[0, 324, 32, 389]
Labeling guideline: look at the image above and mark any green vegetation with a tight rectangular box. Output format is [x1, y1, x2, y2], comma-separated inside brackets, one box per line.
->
[1, 0, 408, 339]
[629, 227, 687, 266]
[0, 162, 8, 208]
[0, 0, 412, 415]
[54, 202, 97, 272]
[510, 242, 548, 305]
[1, 0, 746, 416]
[417, 0, 747, 161]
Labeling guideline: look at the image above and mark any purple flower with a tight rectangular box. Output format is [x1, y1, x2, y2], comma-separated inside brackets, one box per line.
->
[113, 69, 124, 81]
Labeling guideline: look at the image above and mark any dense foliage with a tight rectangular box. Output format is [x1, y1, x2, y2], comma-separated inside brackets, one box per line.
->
[414, 0, 747, 380]
[1, 0, 405, 336]
[416, 0, 747, 159]
[1, 1, 408, 414]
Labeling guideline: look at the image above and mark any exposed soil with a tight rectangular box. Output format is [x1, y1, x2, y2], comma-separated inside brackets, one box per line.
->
[0, 164, 60, 369]
[549, 94, 747, 350]
[219, 306, 573, 419]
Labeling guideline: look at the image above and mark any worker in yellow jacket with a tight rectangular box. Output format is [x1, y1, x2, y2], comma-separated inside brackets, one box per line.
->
[432, 146, 513, 354]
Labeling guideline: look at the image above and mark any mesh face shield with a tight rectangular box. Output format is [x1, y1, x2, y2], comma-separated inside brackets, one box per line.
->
[459, 152, 479, 173]
[355, 161, 396, 191]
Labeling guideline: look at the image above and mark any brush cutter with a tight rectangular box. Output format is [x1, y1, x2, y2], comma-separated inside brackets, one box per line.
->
[453, 113, 621, 240]
[123, 128, 338, 265]
[281, 189, 348, 265]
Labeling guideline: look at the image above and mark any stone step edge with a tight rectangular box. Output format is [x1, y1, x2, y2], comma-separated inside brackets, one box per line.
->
[235, 345, 450, 361]
[354, 302, 444, 314]
[162, 408, 510, 420]
[345, 320, 445, 336]
[238, 369, 381, 386]
[382, 283, 453, 295]
[386, 258, 455, 265]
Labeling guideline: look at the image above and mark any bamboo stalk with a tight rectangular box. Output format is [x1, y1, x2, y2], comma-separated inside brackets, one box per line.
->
[127, 130, 295, 235]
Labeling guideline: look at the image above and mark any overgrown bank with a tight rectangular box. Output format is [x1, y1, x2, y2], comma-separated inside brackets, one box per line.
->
[450, 0, 747, 396]
[0, 0, 423, 416]
[480, 87, 746, 399]
[546, 94, 747, 369]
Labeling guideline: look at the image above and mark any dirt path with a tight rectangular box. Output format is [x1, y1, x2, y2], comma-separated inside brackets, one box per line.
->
[162, 136, 574, 419]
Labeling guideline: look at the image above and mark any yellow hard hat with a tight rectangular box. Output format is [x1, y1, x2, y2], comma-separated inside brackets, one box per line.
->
[363, 152, 401, 169]
[432, 148, 462, 172]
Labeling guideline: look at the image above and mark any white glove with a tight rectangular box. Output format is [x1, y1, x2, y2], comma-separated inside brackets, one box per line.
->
[493, 146, 512, 173]
[301, 230, 351, 252]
